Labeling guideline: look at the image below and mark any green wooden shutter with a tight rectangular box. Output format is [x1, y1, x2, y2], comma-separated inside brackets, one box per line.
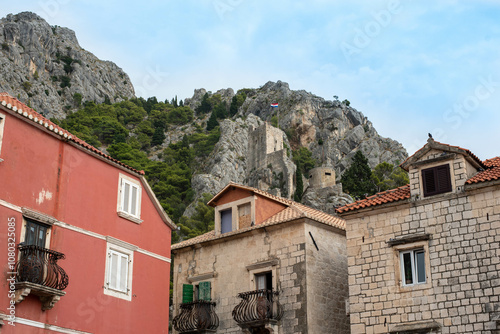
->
[198, 281, 211, 301]
[182, 284, 194, 303]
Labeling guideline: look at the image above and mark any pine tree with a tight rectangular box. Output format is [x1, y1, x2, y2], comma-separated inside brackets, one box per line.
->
[341, 150, 377, 199]
[206, 112, 218, 131]
[294, 162, 304, 202]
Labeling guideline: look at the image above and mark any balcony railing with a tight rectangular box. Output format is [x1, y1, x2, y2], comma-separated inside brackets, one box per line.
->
[232, 289, 284, 327]
[172, 300, 219, 333]
[15, 244, 69, 290]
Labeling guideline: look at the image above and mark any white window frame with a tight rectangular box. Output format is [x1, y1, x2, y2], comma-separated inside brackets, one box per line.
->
[104, 238, 136, 301]
[400, 248, 426, 286]
[117, 174, 142, 223]
[0, 111, 6, 161]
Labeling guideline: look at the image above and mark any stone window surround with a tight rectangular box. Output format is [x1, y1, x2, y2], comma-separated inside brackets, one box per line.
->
[214, 195, 256, 235]
[391, 240, 431, 291]
[103, 237, 137, 301]
[20, 208, 54, 252]
[246, 259, 278, 291]
[116, 173, 143, 224]
[412, 158, 457, 199]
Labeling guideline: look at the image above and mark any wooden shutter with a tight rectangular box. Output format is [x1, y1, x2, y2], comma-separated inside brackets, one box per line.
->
[182, 284, 194, 303]
[108, 249, 129, 292]
[422, 164, 451, 197]
[198, 281, 211, 301]
[436, 164, 452, 193]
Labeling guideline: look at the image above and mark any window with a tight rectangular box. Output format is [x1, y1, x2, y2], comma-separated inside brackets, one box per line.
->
[24, 219, 49, 247]
[117, 175, 142, 222]
[255, 272, 273, 290]
[0, 112, 5, 160]
[221, 209, 232, 234]
[104, 238, 135, 301]
[400, 249, 426, 286]
[182, 281, 211, 303]
[421, 164, 452, 197]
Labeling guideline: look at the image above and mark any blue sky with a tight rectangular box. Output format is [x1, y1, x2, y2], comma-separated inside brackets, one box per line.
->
[3, 1, 500, 159]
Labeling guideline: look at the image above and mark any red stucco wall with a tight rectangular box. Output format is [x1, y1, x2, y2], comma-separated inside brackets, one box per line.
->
[0, 109, 172, 333]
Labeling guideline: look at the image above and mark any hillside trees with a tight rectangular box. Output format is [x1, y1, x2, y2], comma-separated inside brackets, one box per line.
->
[341, 150, 377, 199]
[341, 151, 409, 199]
[52, 97, 220, 227]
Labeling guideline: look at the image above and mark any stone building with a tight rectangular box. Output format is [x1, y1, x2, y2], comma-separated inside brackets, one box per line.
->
[171, 182, 350, 334]
[247, 122, 296, 199]
[337, 138, 500, 333]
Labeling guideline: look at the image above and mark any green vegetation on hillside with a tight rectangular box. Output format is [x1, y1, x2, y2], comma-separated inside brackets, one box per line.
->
[52, 97, 220, 242]
[341, 151, 409, 199]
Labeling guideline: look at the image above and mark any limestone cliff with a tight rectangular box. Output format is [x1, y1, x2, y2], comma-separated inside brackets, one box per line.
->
[0, 12, 135, 118]
[184, 81, 408, 214]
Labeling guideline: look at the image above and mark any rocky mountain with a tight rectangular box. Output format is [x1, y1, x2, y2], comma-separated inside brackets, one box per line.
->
[0, 12, 408, 216]
[0, 12, 134, 118]
[182, 82, 407, 214]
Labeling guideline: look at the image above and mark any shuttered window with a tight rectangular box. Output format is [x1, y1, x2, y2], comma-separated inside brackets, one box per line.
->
[182, 284, 194, 303]
[198, 281, 211, 301]
[182, 282, 212, 303]
[119, 177, 141, 218]
[0, 113, 5, 158]
[421, 164, 452, 197]
[107, 249, 129, 293]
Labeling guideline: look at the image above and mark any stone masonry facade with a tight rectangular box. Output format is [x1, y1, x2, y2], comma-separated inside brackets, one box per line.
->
[172, 219, 350, 334]
[341, 145, 500, 333]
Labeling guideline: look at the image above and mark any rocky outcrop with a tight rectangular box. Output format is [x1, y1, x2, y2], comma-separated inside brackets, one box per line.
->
[184, 114, 263, 216]
[239, 81, 407, 175]
[0, 12, 134, 118]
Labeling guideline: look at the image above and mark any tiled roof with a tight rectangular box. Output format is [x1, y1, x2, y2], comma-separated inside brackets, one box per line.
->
[172, 183, 345, 250]
[401, 138, 484, 171]
[0, 93, 144, 175]
[484, 157, 500, 168]
[336, 184, 411, 214]
[466, 157, 500, 185]
[337, 154, 500, 213]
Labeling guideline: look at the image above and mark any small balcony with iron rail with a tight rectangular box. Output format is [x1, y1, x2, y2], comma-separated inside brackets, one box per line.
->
[232, 289, 284, 333]
[172, 300, 219, 333]
[13, 243, 69, 310]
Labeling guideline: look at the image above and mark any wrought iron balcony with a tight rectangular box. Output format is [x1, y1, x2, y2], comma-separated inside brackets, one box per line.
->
[232, 289, 284, 328]
[172, 300, 219, 333]
[15, 244, 69, 290]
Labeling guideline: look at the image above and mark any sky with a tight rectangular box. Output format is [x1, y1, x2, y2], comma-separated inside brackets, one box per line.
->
[3, 1, 500, 159]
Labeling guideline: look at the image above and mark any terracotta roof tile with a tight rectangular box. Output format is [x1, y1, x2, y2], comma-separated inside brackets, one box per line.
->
[466, 157, 500, 185]
[172, 183, 345, 250]
[0, 93, 144, 175]
[484, 157, 500, 168]
[336, 184, 410, 214]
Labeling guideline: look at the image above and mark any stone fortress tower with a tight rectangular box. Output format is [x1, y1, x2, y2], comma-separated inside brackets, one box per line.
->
[247, 122, 296, 199]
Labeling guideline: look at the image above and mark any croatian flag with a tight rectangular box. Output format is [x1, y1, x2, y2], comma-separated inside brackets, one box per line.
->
[270, 103, 279, 108]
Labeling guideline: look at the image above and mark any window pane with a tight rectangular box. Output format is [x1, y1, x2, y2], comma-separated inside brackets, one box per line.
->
[123, 183, 130, 212]
[131, 186, 137, 216]
[110, 253, 119, 289]
[221, 209, 232, 234]
[256, 274, 266, 290]
[415, 250, 426, 283]
[119, 255, 128, 292]
[402, 252, 413, 285]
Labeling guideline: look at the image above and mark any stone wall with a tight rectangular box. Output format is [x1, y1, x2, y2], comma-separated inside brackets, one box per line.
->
[172, 219, 349, 333]
[344, 183, 500, 333]
[305, 221, 350, 333]
[247, 122, 295, 198]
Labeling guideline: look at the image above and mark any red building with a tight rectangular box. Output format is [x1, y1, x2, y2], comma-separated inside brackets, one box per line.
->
[0, 93, 175, 333]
